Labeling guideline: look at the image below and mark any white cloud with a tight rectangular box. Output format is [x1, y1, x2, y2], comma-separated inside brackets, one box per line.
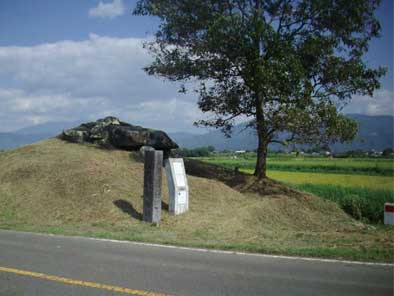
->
[0, 34, 391, 134]
[343, 89, 394, 116]
[89, 0, 125, 19]
[120, 98, 203, 132]
[0, 88, 111, 131]
[0, 34, 203, 133]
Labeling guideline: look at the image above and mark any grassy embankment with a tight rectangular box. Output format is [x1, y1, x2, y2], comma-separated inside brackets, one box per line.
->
[0, 139, 393, 262]
[198, 155, 394, 224]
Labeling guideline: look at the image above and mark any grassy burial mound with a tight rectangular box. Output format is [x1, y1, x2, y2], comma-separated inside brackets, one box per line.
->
[0, 138, 393, 262]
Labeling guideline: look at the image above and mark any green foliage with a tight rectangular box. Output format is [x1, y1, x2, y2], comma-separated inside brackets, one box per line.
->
[294, 184, 394, 223]
[382, 148, 394, 157]
[207, 145, 215, 152]
[333, 150, 368, 158]
[172, 146, 214, 157]
[305, 144, 329, 154]
[134, 0, 386, 177]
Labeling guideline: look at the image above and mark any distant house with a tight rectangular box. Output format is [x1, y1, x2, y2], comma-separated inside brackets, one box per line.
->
[235, 150, 246, 154]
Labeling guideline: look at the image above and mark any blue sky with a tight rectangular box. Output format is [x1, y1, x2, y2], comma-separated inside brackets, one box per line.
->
[0, 0, 392, 132]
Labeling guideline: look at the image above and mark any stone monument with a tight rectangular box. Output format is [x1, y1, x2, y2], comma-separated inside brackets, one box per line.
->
[143, 150, 163, 223]
[59, 116, 178, 157]
[165, 158, 189, 215]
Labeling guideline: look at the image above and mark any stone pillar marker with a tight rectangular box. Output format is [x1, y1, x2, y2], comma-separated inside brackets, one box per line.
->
[143, 150, 163, 223]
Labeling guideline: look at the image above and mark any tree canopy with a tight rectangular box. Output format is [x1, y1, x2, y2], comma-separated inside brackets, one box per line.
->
[134, 0, 386, 178]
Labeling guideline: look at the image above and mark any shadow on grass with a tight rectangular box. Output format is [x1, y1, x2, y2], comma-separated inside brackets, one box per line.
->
[129, 152, 143, 163]
[113, 199, 142, 220]
[184, 158, 303, 197]
[161, 200, 169, 211]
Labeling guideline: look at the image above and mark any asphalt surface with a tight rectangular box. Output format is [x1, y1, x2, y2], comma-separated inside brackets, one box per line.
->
[0, 230, 392, 296]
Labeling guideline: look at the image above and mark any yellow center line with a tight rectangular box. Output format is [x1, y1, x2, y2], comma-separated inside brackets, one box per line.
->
[0, 266, 172, 296]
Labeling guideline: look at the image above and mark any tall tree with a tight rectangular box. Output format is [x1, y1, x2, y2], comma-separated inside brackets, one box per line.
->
[134, 0, 386, 179]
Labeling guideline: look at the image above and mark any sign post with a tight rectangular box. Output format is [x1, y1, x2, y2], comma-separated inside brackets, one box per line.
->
[165, 158, 189, 215]
[384, 203, 394, 225]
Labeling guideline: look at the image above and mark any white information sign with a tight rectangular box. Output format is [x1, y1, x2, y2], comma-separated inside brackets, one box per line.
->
[173, 162, 183, 175]
[178, 191, 187, 204]
[165, 158, 189, 215]
[173, 163, 186, 186]
[175, 175, 186, 187]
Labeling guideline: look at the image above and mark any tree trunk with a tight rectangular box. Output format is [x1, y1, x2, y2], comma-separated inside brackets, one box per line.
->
[254, 127, 269, 179]
[254, 91, 268, 179]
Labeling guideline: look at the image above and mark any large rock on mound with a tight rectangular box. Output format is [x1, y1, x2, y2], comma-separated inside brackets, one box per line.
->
[59, 116, 178, 152]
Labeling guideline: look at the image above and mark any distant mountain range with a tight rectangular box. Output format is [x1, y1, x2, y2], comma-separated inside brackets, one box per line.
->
[0, 114, 392, 152]
[169, 114, 394, 152]
[0, 121, 82, 151]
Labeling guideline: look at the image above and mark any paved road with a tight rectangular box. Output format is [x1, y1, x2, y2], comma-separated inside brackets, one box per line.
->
[0, 230, 392, 296]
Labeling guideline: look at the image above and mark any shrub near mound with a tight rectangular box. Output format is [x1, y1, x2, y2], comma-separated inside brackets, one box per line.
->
[295, 184, 394, 223]
[0, 139, 393, 262]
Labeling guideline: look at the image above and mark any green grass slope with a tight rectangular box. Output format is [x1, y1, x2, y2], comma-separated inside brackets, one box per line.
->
[0, 139, 393, 261]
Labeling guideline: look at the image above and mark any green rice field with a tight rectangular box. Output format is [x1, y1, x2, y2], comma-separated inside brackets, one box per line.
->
[200, 155, 394, 176]
[264, 171, 392, 190]
[199, 154, 394, 223]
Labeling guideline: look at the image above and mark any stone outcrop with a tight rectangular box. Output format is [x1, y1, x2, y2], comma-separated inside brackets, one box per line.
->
[59, 117, 178, 153]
